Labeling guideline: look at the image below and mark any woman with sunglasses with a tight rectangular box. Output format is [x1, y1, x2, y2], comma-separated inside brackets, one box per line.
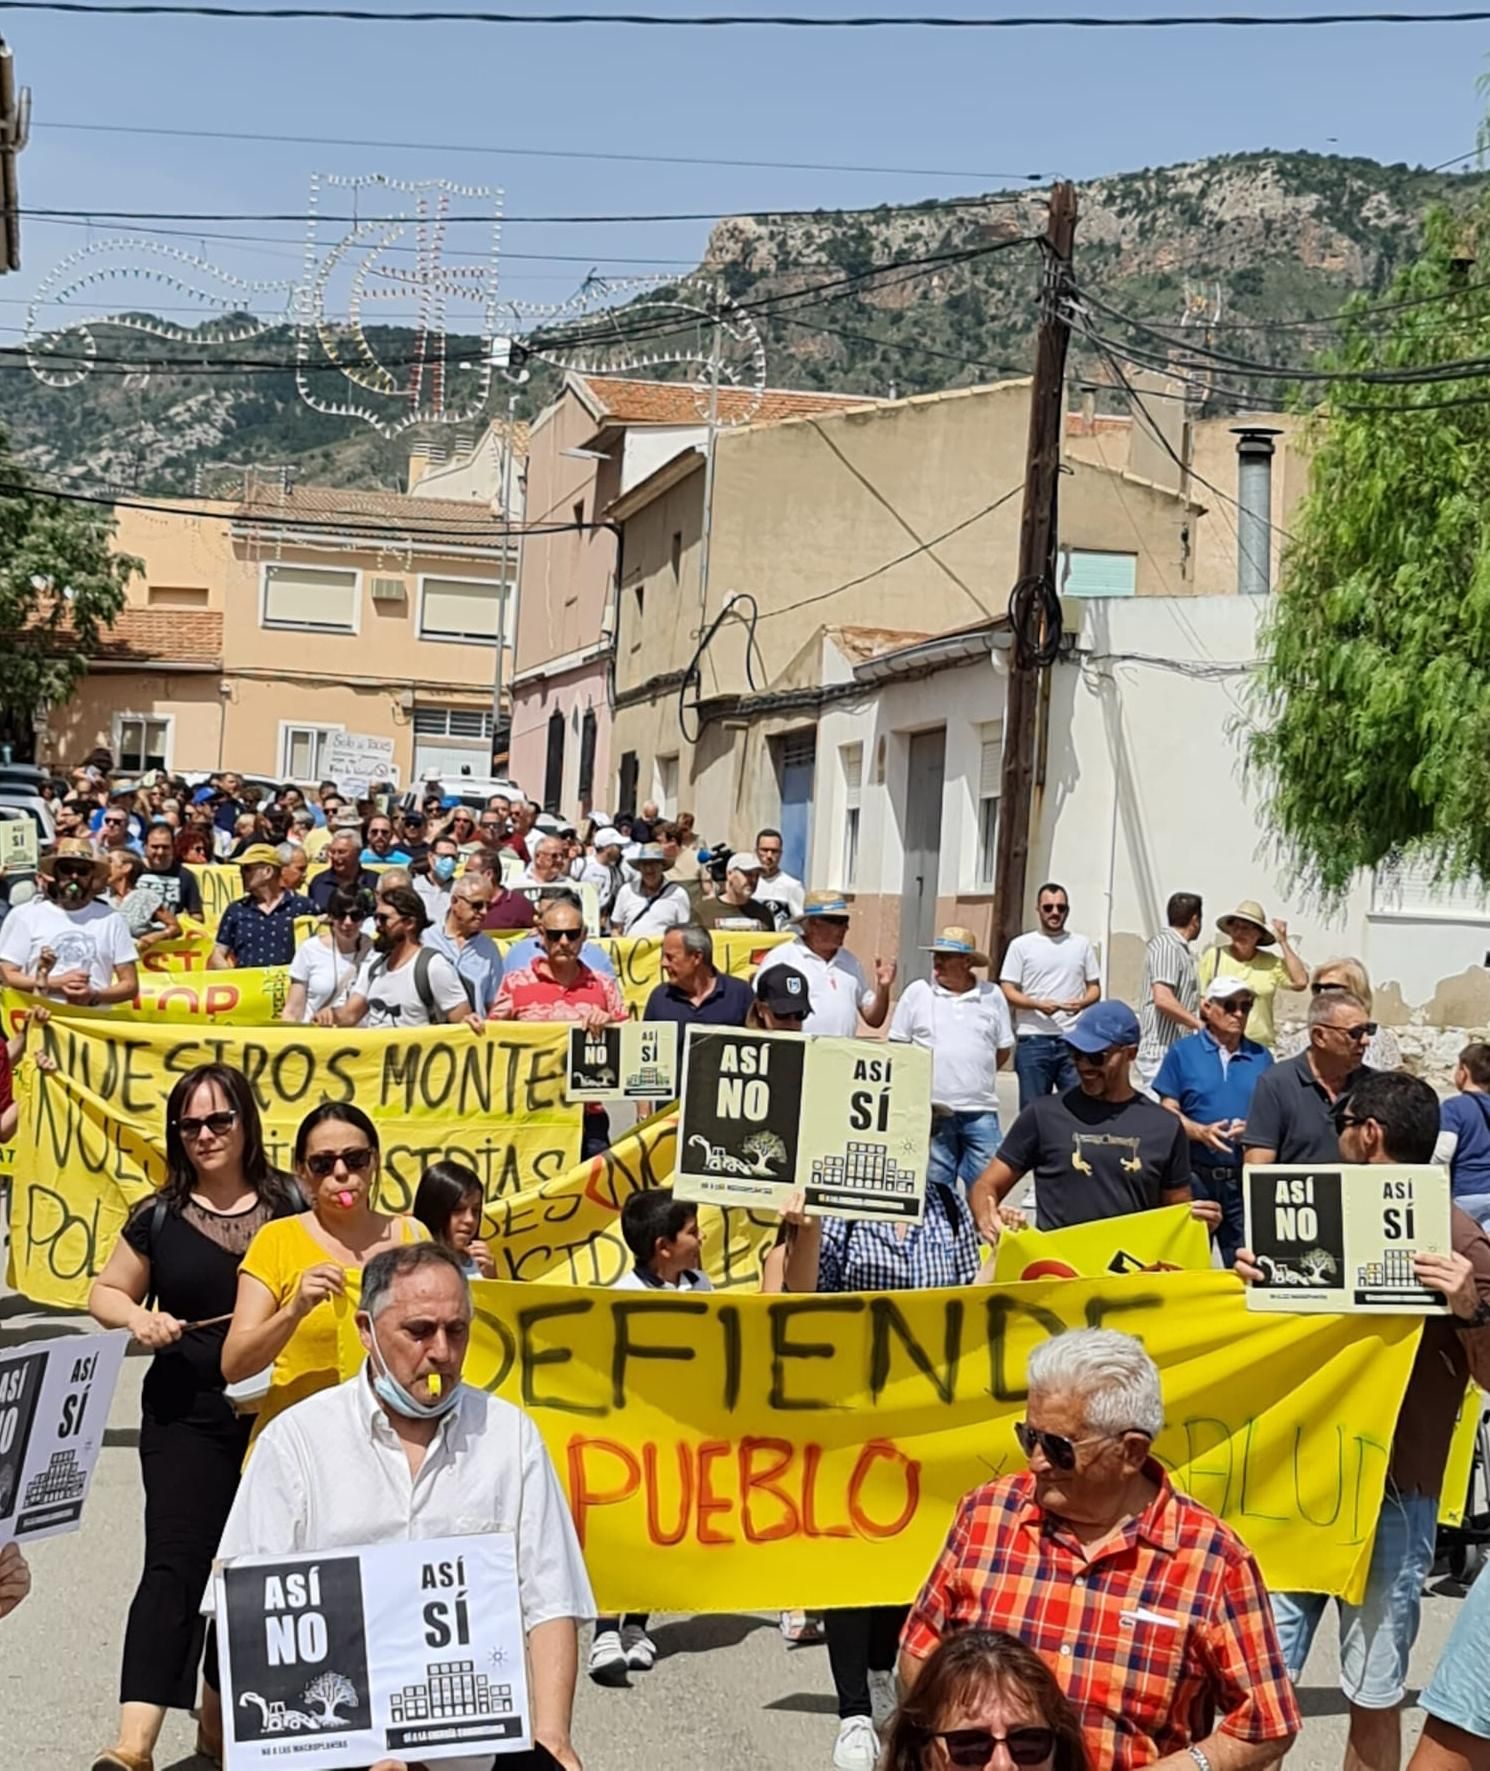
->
[223, 1102, 427, 1443]
[1276, 957, 1402, 1072]
[882, 1630, 1089, 1771]
[87, 1064, 298, 1771]
[281, 886, 372, 1023]
[412, 1157, 496, 1278]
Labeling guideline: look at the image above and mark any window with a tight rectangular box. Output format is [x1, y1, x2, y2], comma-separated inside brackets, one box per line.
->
[279, 723, 344, 780]
[1372, 855, 1490, 920]
[617, 750, 639, 818]
[1061, 549, 1138, 599]
[976, 725, 1001, 887]
[147, 585, 209, 608]
[419, 575, 509, 645]
[670, 531, 682, 581]
[655, 753, 679, 817]
[544, 709, 566, 814]
[116, 715, 170, 773]
[413, 706, 494, 741]
[840, 742, 863, 888]
[577, 708, 598, 803]
[262, 563, 358, 632]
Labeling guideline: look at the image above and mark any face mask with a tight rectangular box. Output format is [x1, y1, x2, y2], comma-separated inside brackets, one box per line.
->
[367, 1322, 461, 1420]
[433, 855, 457, 883]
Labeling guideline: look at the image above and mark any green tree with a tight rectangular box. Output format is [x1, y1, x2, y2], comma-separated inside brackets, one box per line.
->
[0, 429, 139, 744]
[1249, 205, 1490, 899]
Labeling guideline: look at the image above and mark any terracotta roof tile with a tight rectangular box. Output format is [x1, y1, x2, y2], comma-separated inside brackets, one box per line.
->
[580, 375, 875, 429]
[830, 624, 933, 662]
[236, 484, 507, 535]
[95, 609, 223, 665]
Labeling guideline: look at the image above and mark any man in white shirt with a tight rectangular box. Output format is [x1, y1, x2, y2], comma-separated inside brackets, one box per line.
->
[890, 926, 1013, 1193]
[412, 833, 462, 925]
[0, 838, 139, 1007]
[610, 846, 691, 938]
[754, 891, 894, 1037]
[753, 827, 805, 929]
[324, 886, 482, 1030]
[572, 826, 628, 922]
[999, 882, 1101, 1109]
[210, 1243, 595, 1771]
[515, 834, 571, 892]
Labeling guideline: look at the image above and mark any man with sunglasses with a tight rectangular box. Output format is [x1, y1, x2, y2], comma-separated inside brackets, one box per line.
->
[1153, 975, 1273, 1265]
[970, 1000, 1200, 1237]
[422, 873, 505, 1018]
[329, 886, 480, 1030]
[1236, 1071, 1490, 1771]
[1241, 989, 1370, 1167]
[208, 844, 317, 971]
[0, 837, 139, 1006]
[999, 884, 1101, 1109]
[900, 1328, 1300, 1771]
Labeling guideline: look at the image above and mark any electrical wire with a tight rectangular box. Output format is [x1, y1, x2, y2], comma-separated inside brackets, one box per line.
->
[7, 1, 1490, 23]
[677, 592, 766, 744]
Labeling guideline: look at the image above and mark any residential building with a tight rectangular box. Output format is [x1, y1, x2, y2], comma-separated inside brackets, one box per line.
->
[510, 372, 873, 817]
[606, 378, 1202, 882]
[45, 483, 514, 785]
[408, 416, 528, 518]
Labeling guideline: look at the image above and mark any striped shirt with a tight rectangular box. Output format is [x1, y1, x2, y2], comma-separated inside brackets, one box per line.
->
[902, 1464, 1300, 1771]
[1136, 928, 1198, 1069]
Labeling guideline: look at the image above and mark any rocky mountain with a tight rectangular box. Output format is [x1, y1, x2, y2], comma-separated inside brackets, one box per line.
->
[4, 149, 1481, 495]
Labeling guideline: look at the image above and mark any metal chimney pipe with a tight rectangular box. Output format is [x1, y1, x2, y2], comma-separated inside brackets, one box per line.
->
[1233, 427, 1281, 596]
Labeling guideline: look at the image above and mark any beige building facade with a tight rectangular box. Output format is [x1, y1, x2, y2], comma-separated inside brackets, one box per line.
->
[47, 486, 514, 785]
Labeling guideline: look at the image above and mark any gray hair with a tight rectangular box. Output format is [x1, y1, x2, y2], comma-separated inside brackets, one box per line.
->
[360, 1241, 471, 1320]
[671, 923, 714, 963]
[377, 867, 413, 896]
[534, 834, 567, 858]
[1026, 1329, 1164, 1439]
[452, 872, 487, 903]
[275, 842, 307, 866]
[1309, 989, 1367, 1028]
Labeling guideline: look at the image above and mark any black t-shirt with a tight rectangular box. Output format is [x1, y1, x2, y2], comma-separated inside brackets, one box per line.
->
[996, 1088, 1192, 1230]
[1241, 1050, 1358, 1165]
[139, 864, 203, 917]
[122, 1188, 294, 1423]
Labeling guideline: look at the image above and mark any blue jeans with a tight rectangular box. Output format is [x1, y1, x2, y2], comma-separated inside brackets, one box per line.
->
[927, 1110, 1003, 1194]
[1421, 1536, 1490, 1738]
[1013, 1035, 1078, 1110]
[1270, 1486, 1438, 1708]
[1192, 1164, 1246, 1267]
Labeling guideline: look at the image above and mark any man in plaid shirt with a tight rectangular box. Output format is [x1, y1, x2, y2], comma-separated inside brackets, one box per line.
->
[899, 1329, 1299, 1771]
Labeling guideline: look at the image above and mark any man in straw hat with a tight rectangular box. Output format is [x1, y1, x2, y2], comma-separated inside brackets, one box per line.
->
[0, 837, 139, 1006]
[207, 843, 317, 971]
[755, 890, 895, 1038]
[890, 926, 1014, 1193]
[1197, 898, 1307, 1052]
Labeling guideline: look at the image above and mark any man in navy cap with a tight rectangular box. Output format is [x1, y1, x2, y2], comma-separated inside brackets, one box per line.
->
[969, 999, 1210, 1237]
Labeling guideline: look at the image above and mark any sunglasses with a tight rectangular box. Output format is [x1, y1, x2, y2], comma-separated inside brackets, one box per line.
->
[463, 899, 492, 913]
[934, 1727, 1057, 1768]
[332, 910, 363, 923]
[1038, 902, 1070, 916]
[1333, 1022, 1377, 1042]
[1213, 998, 1255, 1015]
[544, 926, 584, 944]
[304, 1146, 376, 1179]
[1014, 1419, 1135, 1471]
[175, 1109, 239, 1141]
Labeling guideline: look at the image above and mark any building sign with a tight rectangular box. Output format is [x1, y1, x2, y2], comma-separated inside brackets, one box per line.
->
[0, 1330, 127, 1541]
[1243, 1165, 1452, 1313]
[325, 732, 399, 787]
[565, 1023, 678, 1102]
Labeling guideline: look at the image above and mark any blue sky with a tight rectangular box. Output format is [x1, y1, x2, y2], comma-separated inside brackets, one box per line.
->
[6, 0, 1490, 336]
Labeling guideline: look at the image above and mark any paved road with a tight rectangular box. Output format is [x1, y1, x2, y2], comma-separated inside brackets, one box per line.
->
[3, 1293, 1475, 1771]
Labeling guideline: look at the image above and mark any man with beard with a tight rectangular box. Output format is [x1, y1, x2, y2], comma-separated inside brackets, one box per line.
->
[0, 838, 139, 1005]
[326, 886, 482, 1031]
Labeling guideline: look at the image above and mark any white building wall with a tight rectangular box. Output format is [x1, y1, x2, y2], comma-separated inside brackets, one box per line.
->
[619, 426, 706, 496]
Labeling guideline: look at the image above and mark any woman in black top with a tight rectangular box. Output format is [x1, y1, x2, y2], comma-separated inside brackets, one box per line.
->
[87, 1062, 296, 1771]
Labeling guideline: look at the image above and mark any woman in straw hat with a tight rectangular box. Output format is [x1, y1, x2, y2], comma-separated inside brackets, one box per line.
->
[1196, 899, 1307, 1051]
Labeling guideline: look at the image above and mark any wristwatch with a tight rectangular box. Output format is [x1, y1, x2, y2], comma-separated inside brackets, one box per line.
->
[1188, 1747, 1212, 1771]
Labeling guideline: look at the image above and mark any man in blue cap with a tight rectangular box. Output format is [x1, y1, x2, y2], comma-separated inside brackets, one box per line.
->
[970, 999, 1209, 1237]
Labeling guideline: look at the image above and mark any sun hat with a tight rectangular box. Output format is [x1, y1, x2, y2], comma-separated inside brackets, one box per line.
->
[793, 890, 851, 923]
[925, 925, 990, 967]
[37, 838, 109, 892]
[1205, 975, 1257, 1003]
[1065, 999, 1142, 1054]
[236, 843, 283, 868]
[332, 809, 364, 831]
[1217, 900, 1276, 946]
[632, 843, 667, 863]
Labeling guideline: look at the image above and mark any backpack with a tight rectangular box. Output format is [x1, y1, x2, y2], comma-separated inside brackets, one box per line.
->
[370, 946, 460, 1019]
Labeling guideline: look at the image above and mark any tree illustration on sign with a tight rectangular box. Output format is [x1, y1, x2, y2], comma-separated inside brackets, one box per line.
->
[302, 1671, 358, 1726]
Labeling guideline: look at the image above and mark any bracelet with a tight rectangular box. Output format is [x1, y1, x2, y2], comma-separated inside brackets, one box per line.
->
[1188, 1747, 1212, 1771]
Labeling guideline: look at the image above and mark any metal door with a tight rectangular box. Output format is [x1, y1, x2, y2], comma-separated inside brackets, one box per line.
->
[899, 729, 946, 984]
[777, 730, 816, 883]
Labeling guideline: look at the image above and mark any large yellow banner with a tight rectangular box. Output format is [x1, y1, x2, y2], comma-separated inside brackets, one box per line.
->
[460, 1272, 1418, 1610]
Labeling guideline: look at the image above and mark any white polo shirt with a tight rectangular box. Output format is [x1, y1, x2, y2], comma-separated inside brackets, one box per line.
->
[755, 938, 875, 1036]
[211, 1371, 594, 1771]
[889, 977, 1014, 1111]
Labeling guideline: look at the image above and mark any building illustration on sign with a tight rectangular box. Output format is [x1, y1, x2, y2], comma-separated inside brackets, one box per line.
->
[808, 1142, 920, 1202]
[1356, 1250, 1420, 1291]
[21, 1449, 85, 1508]
[389, 1661, 514, 1724]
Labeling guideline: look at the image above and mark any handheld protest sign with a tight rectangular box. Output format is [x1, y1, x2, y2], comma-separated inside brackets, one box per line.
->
[0, 818, 37, 872]
[217, 1533, 531, 1767]
[565, 1023, 678, 1103]
[1242, 1164, 1452, 1313]
[0, 1330, 128, 1542]
[676, 1027, 931, 1221]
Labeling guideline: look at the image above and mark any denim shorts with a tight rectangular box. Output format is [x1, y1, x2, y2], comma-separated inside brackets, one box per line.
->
[1269, 1486, 1438, 1708]
[1420, 1562, 1490, 1740]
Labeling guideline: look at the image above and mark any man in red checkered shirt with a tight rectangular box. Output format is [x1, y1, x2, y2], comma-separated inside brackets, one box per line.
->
[899, 1328, 1300, 1771]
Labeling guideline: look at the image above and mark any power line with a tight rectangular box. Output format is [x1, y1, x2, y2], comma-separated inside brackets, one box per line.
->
[7, 1, 1490, 23]
[32, 117, 1046, 184]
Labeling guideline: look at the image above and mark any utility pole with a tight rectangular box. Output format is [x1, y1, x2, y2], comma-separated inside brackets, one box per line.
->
[993, 181, 1078, 965]
[491, 392, 522, 774]
[696, 280, 724, 623]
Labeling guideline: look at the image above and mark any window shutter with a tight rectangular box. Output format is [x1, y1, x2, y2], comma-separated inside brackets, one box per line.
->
[979, 735, 1002, 799]
[421, 578, 505, 642]
[842, 744, 863, 811]
[264, 564, 357, 629]
[1062, 550, 1137, 599]
[1373, 855, 1490, 917]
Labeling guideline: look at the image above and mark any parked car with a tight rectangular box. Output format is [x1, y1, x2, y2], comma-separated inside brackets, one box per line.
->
[400, 777, 527, 817]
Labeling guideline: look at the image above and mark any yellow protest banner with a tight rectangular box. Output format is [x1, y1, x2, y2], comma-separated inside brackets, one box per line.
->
[993, 1203, 1213, 1281]
[187, 864, 250, 927]
[454, 1272, 1419, 1611]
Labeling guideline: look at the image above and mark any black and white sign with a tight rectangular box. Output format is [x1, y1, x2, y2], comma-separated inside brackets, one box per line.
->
[1243, 1164, 1453, 1313]
[566, 1023, 678, 1102]
[217, 1533, 531, 1767]
[0, 1330, 127, 1542]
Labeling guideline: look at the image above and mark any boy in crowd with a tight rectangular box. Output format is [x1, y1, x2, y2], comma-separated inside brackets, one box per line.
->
[590, 1190, 712, 1689]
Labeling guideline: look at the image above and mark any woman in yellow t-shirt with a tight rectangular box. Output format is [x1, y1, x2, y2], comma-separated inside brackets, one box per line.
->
[1196, 898, 1308, 1049]
[222, 1101, 427, 1440]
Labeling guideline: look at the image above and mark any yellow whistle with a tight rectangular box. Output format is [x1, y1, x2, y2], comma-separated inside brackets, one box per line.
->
[428, 1373, 442, 1397]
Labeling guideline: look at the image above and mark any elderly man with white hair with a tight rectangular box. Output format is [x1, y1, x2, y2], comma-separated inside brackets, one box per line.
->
[899, 1329, 1300, 1771]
